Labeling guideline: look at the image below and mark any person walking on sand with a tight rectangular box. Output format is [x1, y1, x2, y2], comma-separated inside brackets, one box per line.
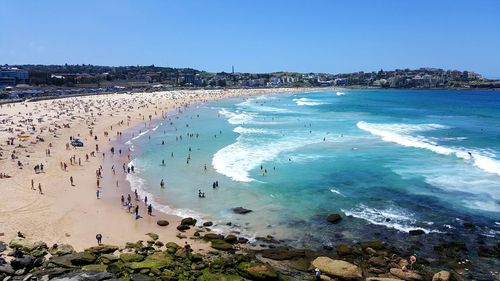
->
[96, 189, 100, 199]
[147, 204, 152, 216]
[38, 183, 43, 194]
[70, 176, 74, 186]
[31, 179, 34, 190]
[135, 205, 139, 219]
[96, 233, 102, 245]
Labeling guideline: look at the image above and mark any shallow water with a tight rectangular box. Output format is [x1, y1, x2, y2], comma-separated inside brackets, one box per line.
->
[125, 89, 500, 247]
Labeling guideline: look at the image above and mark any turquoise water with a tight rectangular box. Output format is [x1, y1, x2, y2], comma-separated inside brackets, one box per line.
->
[126, 89, 500, 247]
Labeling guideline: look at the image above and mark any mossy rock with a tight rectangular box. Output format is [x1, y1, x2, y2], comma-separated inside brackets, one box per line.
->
[50, 252, 97, 267]
[165, 242, 180, 255]
[237, 261, 278, 281]
[146, 233, 159, 241]
[49, 244, 75, 256]
[211, 256, 236, 269]
[85, 245, 119, 255]
[82, 264, 108, 272]
[125, 252, 174, 271]
[211, 239, 233, 251]
[154, 241, 164, 247]
[9, 238, 47, 252]
[361, 241, 384, 250]
[198, 269, 250, 281]
[190, 253, 204, 263]
[121, 253, 145, 262]
[126, 241, 144, 250]
[31, 249, 48, 258]
[336, 244, 352, 256]
[100, 253, 119, 264]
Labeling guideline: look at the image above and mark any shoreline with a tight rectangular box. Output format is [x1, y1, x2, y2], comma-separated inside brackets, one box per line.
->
[0, 87, 327, 251]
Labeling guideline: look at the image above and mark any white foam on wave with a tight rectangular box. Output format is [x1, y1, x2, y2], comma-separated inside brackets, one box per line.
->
[293, 97, 323, 106]
[357, 121, 500, 177]
[151, 123, 162, 131]
[218, 108, 254, 125]
[233, 126, 275, 135]
[237, 98, 290, 113]
[212, 134, 322, 182]
[336, 92, 346, 96]
[342, 204, 437, 233]
[131, 129, 150, 141]
[329, 188, 345, 197]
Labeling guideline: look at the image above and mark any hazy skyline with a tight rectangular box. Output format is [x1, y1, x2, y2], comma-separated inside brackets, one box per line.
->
[1, 0, 499, 78]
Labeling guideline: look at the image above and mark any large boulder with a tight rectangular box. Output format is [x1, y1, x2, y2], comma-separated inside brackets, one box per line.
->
[125, 252, 174, 271]
[224, 234, 238, 244]
[99, 253, 119, 264]
[211, 239, 233, 251]
[237, 261, 278, 280]
[81, 264, 107, 272]
[157, 220, 169, 226]
[85, 245, 119, 255]
[232, 207, 252, 214]
[0, 264, 15, 275]
[50, 252, 97, 267]
[177, 225, 190, 231]
[181, 217, 197, 226]
[49, 244, 75, 256]
[9, 238, 47, 252]
[120, 253, 145, 262]
[326, 213, 342, 223]
[10, 255, 34, 270]
[409, 229, 425, 236]
[260, 248, 305, 260]
[311, 256, 362, 279]
[389, 268, 423, 281]
[432, 271, 450, 281]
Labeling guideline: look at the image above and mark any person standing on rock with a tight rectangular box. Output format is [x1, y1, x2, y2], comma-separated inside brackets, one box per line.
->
[96, 233, 102, 245]
[314, 268, 321, 281]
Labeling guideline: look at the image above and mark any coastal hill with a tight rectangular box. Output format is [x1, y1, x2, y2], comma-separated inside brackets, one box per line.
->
[1, 65, 499, 100]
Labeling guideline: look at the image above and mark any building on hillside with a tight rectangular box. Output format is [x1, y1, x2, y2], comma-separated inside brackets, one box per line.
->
[0, 67, 29, 87]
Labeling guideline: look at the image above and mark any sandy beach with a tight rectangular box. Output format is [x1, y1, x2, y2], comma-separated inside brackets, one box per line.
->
[0, 88, 321, 251]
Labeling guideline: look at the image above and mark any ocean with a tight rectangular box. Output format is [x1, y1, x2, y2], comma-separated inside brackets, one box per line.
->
[124, 89, 500, 251]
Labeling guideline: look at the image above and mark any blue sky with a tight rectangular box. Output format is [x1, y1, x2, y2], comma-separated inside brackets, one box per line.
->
[1, 0, 499, 78]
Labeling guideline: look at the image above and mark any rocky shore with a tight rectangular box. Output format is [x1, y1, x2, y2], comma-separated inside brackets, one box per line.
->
[2, 216, 498, 281]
